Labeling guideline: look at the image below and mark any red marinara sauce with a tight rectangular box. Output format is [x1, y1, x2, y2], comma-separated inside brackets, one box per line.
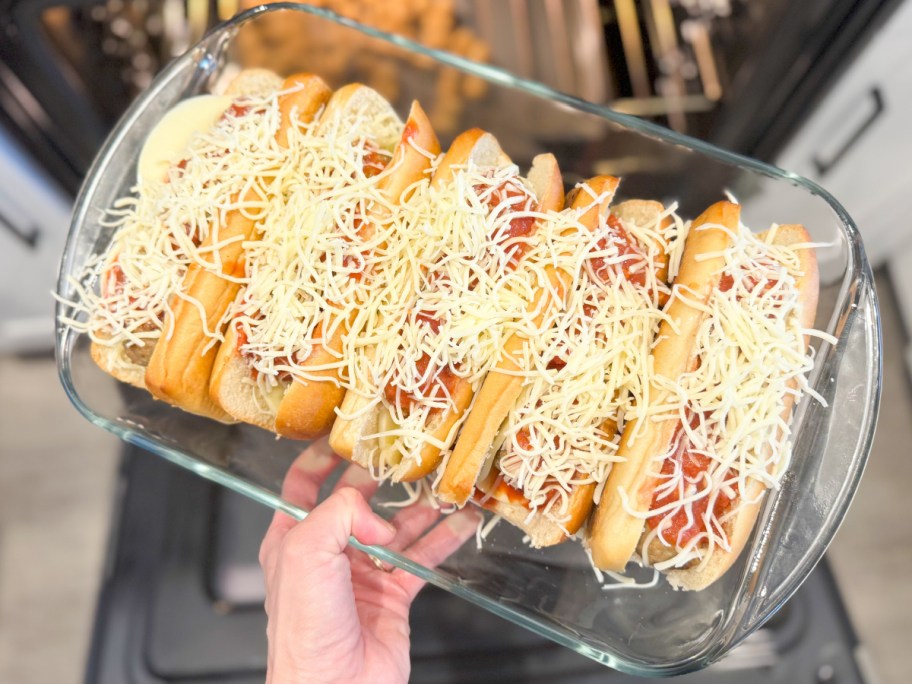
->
[589, 214, 648, 287]
[646, 419, 738, 546]
[478, 180, 537, 268]
[514, 428, 533, 451]
[225, 102, 254, 119]
[546, 355, 567, 370]
[103, 262, 126, 299]
[475, 473, 528, 507]
[383, 351, 460, 415]
[362, 144, 390, 178]
[235, 319, 249, 349]
[401, 119, 419, 142]
[414, 309, 442, 334]
[342, 253, 366, 281]
[718, 269, 779, 298]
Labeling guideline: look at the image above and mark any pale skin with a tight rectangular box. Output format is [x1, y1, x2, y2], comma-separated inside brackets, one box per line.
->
[259, 438, 481, 684]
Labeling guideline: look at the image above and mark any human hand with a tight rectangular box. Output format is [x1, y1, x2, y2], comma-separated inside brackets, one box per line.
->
[259, 438, 481, 684]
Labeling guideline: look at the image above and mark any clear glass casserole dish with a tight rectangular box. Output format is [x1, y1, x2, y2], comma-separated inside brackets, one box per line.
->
[55, 3, 881, 676]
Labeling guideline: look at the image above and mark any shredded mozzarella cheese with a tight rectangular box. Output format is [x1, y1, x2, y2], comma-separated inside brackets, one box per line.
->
[630, 222, 818, 572]
[495, 200, 679, 525]
[62, 86, 300, 376]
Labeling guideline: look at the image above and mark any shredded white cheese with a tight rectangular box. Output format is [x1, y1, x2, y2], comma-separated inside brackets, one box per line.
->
[495, 200, 680, 525]
[345, 162, 562, 480]
[630, 222, 818, 572]
[62, 85, 302, 376]
[231, 96, 403, 402]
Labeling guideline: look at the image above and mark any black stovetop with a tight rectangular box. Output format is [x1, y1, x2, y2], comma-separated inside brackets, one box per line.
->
[85, 447, 867, 684]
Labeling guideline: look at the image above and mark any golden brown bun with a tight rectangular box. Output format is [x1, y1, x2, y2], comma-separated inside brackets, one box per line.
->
[393, 378, 477, 481]
[387, 148, 565, 482]
[222, 68, 283, 98]
[146, 74, 331, 421]
[439, 184, 674, 546]
[90, 70, 284, 397]
[272, 327, 348, 440]
[587, 201, 741, 572]
[212, 97, 436, 439]
[329, 128, 510, 481]
[330, 128, 503, 470]
[474, 471, 597, 547]
[145, 266, 244, 422]
[437, 176, 617, 506]
[330, 131, 563, 481]
[273, 99, 441, 439]
[660, 223, 819, 591]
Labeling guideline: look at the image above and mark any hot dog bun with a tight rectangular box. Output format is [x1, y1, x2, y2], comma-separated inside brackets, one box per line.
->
[474, 467, 599, 548]
[145, 73, 332, 421]
[329, 129, 510, 470]
[588, 204, 820, 590]
[440, 185, 676, 547]
[588, 201, 740, 571]
[222, 68, 283, 98]
[272, 99, 440, 439]
[659, 223, 818, 591]
[379, 149, 564, 482]
[436, 177, 618, 508]
[209, 94, 439, 438]
[330, 130, 564, 481]
[88, 71, 304, 400]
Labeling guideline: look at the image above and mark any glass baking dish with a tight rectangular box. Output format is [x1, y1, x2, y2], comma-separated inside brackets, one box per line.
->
[55, 3, 881, 676]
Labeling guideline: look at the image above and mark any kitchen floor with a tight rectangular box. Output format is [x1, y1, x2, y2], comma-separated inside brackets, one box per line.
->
[0, 272, 910, 684]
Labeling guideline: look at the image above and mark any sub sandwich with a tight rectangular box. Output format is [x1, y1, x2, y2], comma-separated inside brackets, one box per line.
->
[144, 72, 332, 420]
[73, 70, 328, 420]
[209, 85, 440, 438]
[329, 128, 565, 481]
[438, 177, 680, 546]
[587, 201, 819, 589]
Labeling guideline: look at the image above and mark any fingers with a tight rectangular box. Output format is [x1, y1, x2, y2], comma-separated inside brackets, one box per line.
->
[280, 436, 339, 507]
[260, 438, 340, 570]
[396, 507, 482, 601]
[284, 487, 397, 560]
[386, 502, 441, 553]
[260, 438, 481, 607]
[331, 457, 382, 502]
[263, 487, 394, 684]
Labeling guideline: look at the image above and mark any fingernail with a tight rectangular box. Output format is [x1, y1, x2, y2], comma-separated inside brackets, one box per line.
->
[446, 508, 482, 535]
[293, 448, 335, 473]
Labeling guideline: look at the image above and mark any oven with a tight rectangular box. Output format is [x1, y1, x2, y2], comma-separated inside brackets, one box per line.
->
[87, 443, 867, 683]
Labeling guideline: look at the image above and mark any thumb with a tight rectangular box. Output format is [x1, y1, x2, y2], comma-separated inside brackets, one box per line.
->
[285, 487, 397, 559]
